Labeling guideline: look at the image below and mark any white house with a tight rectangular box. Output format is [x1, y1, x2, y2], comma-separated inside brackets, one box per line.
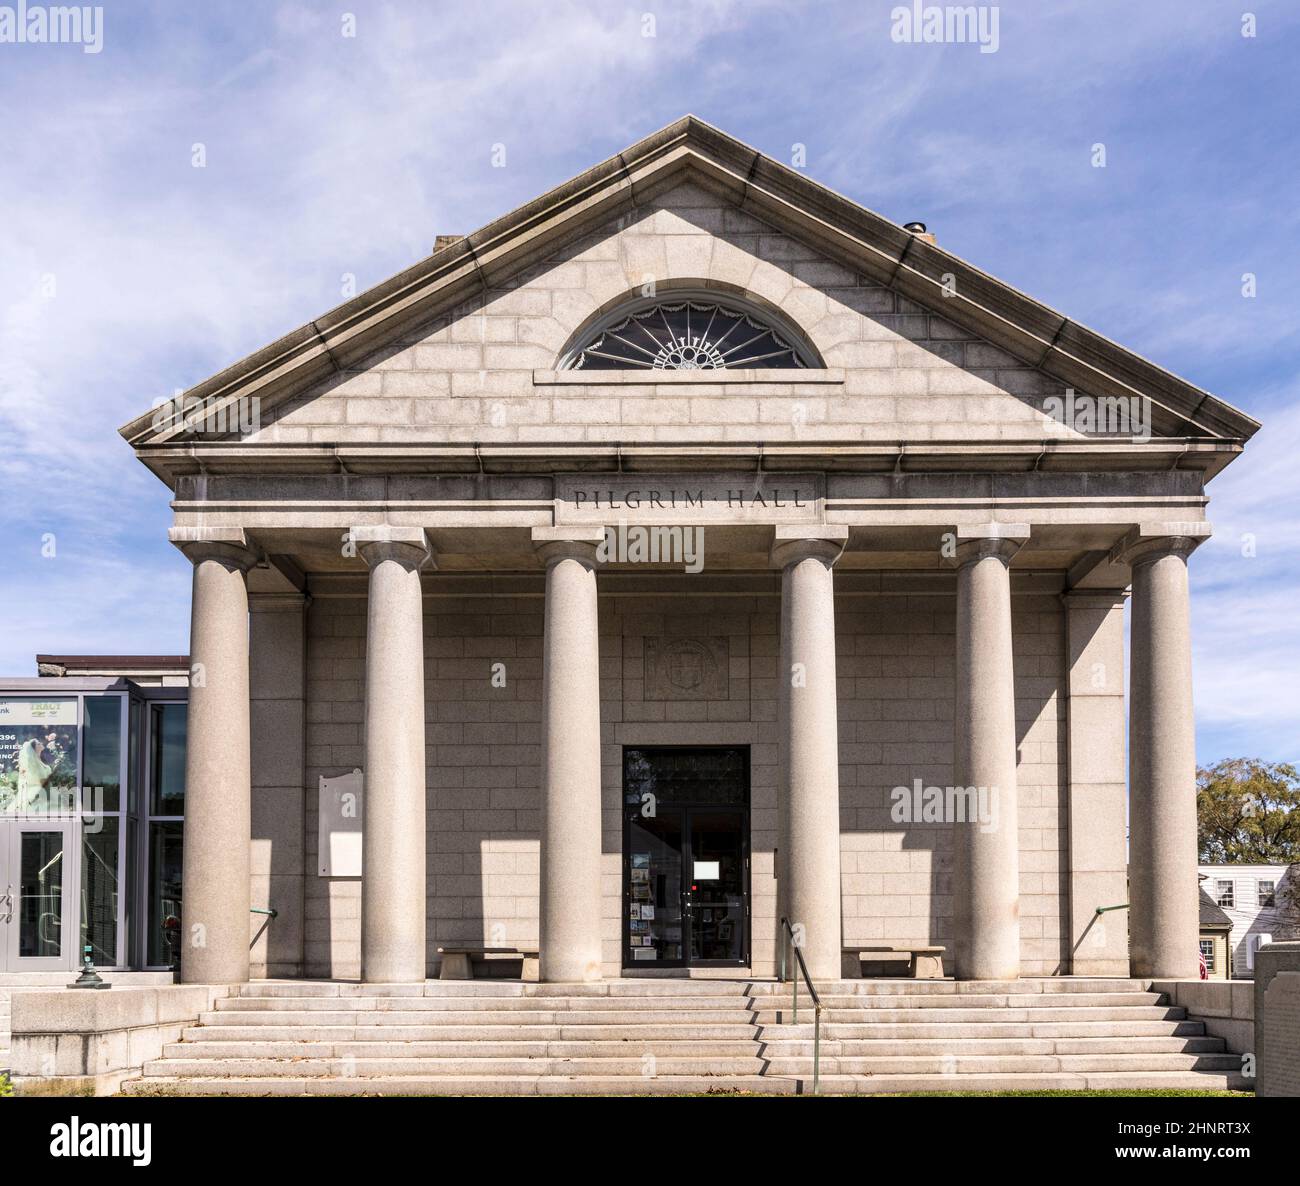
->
[1199, 863, 1298, 978]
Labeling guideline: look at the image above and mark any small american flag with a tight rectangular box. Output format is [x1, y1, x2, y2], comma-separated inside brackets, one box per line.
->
[1198, 947, 1209, 980]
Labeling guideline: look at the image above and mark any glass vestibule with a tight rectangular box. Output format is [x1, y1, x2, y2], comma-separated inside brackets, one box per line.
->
[0, 688, 187, 971]
[623, 747, 750, 969]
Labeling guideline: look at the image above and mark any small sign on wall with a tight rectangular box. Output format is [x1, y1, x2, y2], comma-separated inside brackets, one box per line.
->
[318, 769, 363, 877]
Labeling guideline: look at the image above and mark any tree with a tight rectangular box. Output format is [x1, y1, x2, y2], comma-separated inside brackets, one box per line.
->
[1278, 874, 1300, 942]
[1197, 759, 1300, 863]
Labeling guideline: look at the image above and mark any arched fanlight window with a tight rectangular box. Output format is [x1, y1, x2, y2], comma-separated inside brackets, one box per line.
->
[563, 295, 813, 371]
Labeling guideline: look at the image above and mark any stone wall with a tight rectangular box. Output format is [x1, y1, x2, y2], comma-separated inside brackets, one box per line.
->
[300, 579, 1070, 979]
[9, 984, 233, 1096]
[1150, 978, 1255, 1055]
[259, 181, 1079, 449]
[1254, 941, 1300, 1097]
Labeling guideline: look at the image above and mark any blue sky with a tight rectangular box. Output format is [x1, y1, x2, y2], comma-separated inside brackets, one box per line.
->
[0, 0, 1295, 764]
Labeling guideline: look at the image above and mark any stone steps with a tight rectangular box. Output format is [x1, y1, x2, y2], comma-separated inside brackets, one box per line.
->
[199, 1005, 1190, 1026]
[123, 978, 1249, 1097]
[231, 978, 1155, 998]
[140, 1050, 1245, 1079]
[164, 1034, 1227, 1059]
[213, 989, 1163, 1009]
[178, 1019, 1212, 1042]
[126, 1070, 1251, 1097]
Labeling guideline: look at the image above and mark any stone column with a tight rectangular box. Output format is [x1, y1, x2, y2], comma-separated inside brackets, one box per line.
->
[354, 526, 432, 983]
[950, 524, 1028, 981]
[171, 527, 261, 984]
[533, 527, 605, 983]
[1119, 524, 1208, 979]
[772, 527, 847, 983]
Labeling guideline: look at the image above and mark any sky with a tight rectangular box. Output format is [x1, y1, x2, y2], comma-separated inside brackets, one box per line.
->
[0, 0, 1296, 765]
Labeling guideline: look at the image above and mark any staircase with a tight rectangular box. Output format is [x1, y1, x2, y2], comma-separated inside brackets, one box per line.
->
[122, 978, 1249, 1096]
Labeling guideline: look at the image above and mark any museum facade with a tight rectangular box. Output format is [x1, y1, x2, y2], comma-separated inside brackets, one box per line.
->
[111, 116, 1258, 987]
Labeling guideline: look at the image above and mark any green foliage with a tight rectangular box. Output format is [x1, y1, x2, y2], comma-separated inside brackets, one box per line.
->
[1197, 759, 1300, 863]
[0, 1074, 11, 1098]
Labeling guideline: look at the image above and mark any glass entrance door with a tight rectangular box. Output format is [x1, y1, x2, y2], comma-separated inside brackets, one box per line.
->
[623, 747, 749, 969]
[685, 809, 746, 963]
[2, 821, 77, 970]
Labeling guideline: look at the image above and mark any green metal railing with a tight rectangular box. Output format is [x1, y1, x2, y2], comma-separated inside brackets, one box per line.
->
[1094, 903, 1130, 916]
[250, 907, 278, 918]
[778, 916, 822, 1095]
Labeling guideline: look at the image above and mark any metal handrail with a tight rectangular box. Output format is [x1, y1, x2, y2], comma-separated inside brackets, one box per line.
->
[1094, 903, 1130, 915]
[778, 916, 822, 1095]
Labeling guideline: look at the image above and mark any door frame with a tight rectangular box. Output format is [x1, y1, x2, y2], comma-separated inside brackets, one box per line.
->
[621, 745, 751, 971]
[3, 817, 80, 971]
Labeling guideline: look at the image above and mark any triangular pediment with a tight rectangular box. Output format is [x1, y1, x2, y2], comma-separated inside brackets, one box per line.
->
[121, 115, 1258, 477]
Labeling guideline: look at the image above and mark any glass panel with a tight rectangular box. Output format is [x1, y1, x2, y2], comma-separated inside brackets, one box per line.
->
[81, 816, 119, 965]
[572, 300, 806, 371]
[83, 696, 122, 812]
[1259, 881, 1276, 907]
[150, 704, 187, 815]
[128, 699, 141, 815]
[624, 747, 747, 808]
[0, 698, 78, 813]
[627, 812, 684, 964]
[687, 810, 745, 963]
[126, 815, 138, 966]
[18, 830, 66, 957]
[147, 821, 184, 967]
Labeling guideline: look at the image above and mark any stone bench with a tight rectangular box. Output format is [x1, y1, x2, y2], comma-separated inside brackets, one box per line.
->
[437, 947, 539, 982]
[843, 945, 946, 979]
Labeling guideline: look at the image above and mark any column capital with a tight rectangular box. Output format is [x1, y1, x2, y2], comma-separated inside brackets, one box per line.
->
[946, 522, 1030, 568]
[351, 525, 434, 571]
[169, 526, 261, 572]
[769, 525, 848, 570]
[1111, 522, 1211, 568]
[532, 526, 604, 567]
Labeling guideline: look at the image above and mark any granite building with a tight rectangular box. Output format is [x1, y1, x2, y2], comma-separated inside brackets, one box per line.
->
[110, 115, 1259, 988]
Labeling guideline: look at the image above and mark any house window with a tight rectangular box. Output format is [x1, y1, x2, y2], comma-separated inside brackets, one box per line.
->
[1199, 939, 1216, 973]
[563, 295, 815, 371]
[1215, 879, 1234, 908]
[1258, 880, 1276, 907]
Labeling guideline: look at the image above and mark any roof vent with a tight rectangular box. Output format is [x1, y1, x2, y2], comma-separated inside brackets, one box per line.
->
[433, 235, 465, 252]
[904, 221, 936, 245]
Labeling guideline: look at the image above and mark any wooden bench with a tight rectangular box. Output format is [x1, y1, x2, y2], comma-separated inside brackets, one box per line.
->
[843, 945, 946, 979]
[437, 946, 539, 982]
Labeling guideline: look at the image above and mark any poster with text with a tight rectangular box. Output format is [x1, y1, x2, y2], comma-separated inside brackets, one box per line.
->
[0, 699, 78, 813]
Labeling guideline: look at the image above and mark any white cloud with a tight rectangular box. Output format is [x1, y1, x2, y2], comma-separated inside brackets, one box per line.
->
[0, 0, 1295, 768]
[1191, 390, 1300, 751]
